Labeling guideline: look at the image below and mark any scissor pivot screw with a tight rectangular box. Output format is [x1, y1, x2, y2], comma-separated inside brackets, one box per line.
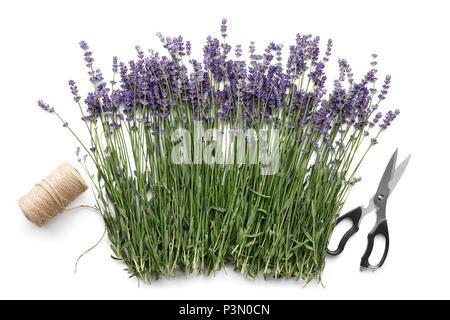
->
[377, 194, 384, 200]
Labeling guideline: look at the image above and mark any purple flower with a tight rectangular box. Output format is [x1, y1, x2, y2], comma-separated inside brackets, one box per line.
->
[350, 177, 362, 185]
[235, 44, 242, 58]
[249, 41, 256, 56]
[63, 20, 398, 161]
[79, 41, 89, 51]
[380, 109, 399, 129]
[364, 68, 378, 84]
[79, 41, 95, 68]
[378, 75, 391, 101]
[37, 100, 54, 113]
[68, 80, 81, 103]
[370, 54, 378, 66]
[186, 41, 191, 56]
[221, 19, 228, 38]
[63, 122, 68, 127]
[373, 112, 383, 123]
[323, 39, 333, 62]
[135, 45, 144, 59]
[112, 56, 118, 73]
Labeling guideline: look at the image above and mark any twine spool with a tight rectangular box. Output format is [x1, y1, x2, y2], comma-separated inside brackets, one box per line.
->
[18, 162, 106, 273]
[18, 162, 88, 226]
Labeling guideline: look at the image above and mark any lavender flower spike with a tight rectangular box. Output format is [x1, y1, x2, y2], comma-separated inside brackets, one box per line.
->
[68, 80, 81, 103]
[79, 41, 89, 50]
[112, 56, 118, 73]
[221, 19, 228, 38]
[37, 100, 54, 113]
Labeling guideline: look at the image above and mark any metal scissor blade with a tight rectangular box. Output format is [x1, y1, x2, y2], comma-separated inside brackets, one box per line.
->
[388, 154, 411, 193]
[376, 149, 398, 196]
[361, 196, 376, 217]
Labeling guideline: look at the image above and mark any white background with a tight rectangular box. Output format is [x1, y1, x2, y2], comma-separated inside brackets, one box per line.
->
[1, 0, 449, 299]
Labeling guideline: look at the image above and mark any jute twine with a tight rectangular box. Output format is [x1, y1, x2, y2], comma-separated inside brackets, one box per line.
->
[18, 162, 106, 273]
[18, 162, 88, 226]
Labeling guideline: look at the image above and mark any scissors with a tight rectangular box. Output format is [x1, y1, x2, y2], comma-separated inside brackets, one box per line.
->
[327, 149, 411, 270]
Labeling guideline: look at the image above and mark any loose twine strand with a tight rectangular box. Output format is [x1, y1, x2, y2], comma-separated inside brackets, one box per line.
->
[66, 205, 106, 273]
[18, 162, 106, 273]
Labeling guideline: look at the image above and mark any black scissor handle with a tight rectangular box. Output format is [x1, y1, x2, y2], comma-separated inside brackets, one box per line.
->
[360, 219, 390, 270]
[327, 206, 363, 256]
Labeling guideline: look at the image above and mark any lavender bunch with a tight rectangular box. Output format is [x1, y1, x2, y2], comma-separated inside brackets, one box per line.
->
[37, 20, 398, 284]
